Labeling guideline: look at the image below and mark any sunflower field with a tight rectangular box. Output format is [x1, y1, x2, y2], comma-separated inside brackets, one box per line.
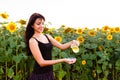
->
[0, 12, 120, 80]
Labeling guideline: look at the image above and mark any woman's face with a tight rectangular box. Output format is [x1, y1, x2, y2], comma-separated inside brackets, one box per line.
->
[33, 18, 45, 33]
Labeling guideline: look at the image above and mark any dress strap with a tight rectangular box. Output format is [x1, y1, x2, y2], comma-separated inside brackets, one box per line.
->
[32, 34, 50, 43]
[44, 34, 51, 43]
[32, 37, 39, 42]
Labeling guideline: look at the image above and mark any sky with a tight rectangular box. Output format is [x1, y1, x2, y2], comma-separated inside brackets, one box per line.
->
[0, 0, 120, 29]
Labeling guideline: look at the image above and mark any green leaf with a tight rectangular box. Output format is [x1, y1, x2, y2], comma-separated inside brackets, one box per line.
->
[57, 70, 66, 80]
[1, 40, 7, 47]
[116, 59, 120, 66]
[12, 54, 22, 63]
[90, 43, 98, 49]
[84, 43, 91, 49]
[0, 56, 8, 62]
[115, 48, 120, 51]
[102, 62, 107, 71]
[20, 42, 25, 48]
[53, 64, 60, 71]
[82, 54, 89, 59]
[89, 54, 97, 60]
[87, 60, 93, 67]
[96, 66, 102, 74]
[21, 53, 28, 60]
[13, 74, 22, 80]
[0, 67, 4, 74]
[7, 68, 14, 79]
[10, 41, 16, 48]
[104, 70, 109, 77]
[61, 52, 68, 58]
[0, 48, 4, 53]
[115, 59, 120, 71]
[5, 48, 12, 55]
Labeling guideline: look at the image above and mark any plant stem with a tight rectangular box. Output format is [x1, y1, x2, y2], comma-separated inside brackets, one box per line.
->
[59, 50, 62, 80]
[15, 40, 18, 75]
[15, 63, 18, 75]
[113, 64, 114, 80]
[5, 61, 7, 80]
[94, 48, 99, 79]
[4, 35, 7, 80]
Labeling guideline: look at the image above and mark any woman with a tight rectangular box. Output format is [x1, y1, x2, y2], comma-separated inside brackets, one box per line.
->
[25, 13, 79, 80]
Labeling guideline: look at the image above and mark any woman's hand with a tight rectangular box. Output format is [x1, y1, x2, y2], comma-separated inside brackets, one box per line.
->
[63, 58, 76, 64]
[72, 40, 80, 47]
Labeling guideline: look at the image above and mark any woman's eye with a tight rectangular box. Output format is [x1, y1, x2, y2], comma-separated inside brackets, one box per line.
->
[37, 23, 41, 25]
[36, 22, 44, 25]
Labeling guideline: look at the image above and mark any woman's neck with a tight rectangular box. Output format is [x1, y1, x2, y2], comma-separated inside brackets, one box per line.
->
[33, 32, 43, 37]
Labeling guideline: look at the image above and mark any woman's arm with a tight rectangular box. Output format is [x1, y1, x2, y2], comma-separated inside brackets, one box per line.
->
[46, 34, 79, 50]
[29, 38, 76, 67]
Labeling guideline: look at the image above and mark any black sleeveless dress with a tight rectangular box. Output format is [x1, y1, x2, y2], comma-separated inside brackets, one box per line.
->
[28, 34, 54, 80]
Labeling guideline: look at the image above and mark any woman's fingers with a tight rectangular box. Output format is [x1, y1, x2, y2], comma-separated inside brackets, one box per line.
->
[64, 58, 76, 64]
[72, 40, 80, 46]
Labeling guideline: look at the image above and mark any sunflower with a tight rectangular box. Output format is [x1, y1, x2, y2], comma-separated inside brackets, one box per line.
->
[88, 30, 96, 36]
[106, 34, 112, 40]
[0, 12, 9, 19]
[64, 27, 72, 33]
[98, 38, 103, 41]
[102, 25, 109, 32]
[6, 22, 17, 33]
[77, 36, 84, 43]
[98, 46, 102, 51]
[110, 28, 115, 33]
[54, 36, 62, 43]
[96, 28, 100, 31]
[76, 28, 83, 34]
[82, 60, 86, 65]
[18, 19, 26, 25]
[60, 24, 66, 28]
[48, 28, 55, 34]
[114, 27, 120, 33]
[84, 27, 88, 31]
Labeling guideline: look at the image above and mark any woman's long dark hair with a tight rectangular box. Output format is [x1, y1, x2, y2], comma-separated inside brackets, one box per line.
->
[25, 13, 45, 55]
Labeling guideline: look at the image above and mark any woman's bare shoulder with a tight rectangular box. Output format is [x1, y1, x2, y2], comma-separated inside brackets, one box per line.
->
[29, 37, 37, 44]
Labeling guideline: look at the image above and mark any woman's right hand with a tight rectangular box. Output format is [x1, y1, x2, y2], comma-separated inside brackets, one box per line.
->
[72, 40, 80, 47]
[63, 58, 76, 64]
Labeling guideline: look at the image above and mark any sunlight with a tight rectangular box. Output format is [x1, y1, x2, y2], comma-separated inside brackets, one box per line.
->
[0, 0, 120, 29]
